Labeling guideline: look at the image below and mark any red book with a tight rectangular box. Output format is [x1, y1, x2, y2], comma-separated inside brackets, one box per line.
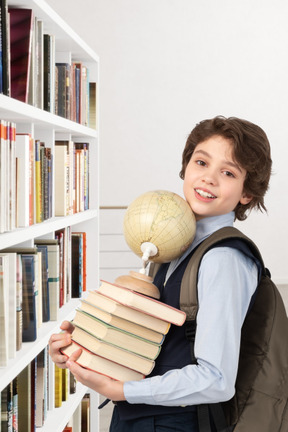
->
[9, 8, 34, 103]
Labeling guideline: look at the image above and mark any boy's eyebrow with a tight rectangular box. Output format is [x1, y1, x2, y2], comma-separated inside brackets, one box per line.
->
[193, 149, 243, 173]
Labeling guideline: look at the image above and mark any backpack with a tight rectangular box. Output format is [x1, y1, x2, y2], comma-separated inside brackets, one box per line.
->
[149, 226, 288, 432]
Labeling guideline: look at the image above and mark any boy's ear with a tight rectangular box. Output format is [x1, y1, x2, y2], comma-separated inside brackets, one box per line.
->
[240, 193, 253, 205]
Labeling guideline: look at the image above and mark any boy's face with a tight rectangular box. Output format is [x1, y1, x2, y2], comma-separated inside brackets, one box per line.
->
[183, 135, 252, 220]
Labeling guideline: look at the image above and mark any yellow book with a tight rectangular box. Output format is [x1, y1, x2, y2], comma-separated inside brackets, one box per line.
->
[35, 140, 42, 223]
[54, 365, 63, 407]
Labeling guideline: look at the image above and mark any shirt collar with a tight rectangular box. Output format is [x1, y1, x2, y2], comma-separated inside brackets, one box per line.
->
[165, 212, 235, 282]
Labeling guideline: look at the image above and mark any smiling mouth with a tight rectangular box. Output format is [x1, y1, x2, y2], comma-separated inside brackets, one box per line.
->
[195, 188, 217, 199]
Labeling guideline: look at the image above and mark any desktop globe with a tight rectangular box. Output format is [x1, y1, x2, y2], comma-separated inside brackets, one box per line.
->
[123, 190, 196, 264]
[116, 190, 196, 299]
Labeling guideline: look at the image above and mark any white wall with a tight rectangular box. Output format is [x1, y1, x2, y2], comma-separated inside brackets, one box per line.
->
[46, 0, 288, 283]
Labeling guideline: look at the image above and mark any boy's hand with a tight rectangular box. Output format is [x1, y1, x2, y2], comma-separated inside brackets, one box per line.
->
[66, 349, 126, 402]
[48, 320, 74, 369]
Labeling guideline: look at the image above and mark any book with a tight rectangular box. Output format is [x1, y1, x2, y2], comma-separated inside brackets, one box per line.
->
[89, 82, 97, 129]
[73, 232, 87, 291]
[16, 254, 23, 351]
[79, 299, 164, 344]
[0, 0, 10, 96]
[21, 253, 37, 342]
[15, 133, 32, 227]
[35, 240, 60, 321]
[72, 308, 160, 359]
[71, 324, 155, 375]
[18, 363, 31, 432]
[54, 365, 62, 408]
[98, 280, 186, 326]
[81, 393, 90, 432]
[71, 233, 82, 298]
[1, 382, 13, 431]
[0, 254, 9, 367]
[0, 252, 17, 359]
[9, 8, 34, 103]
[84, 290, 171, 335]
[62, 340, 145, 382]
[54, 144, 67, 216]
[34, 244, 50, 322]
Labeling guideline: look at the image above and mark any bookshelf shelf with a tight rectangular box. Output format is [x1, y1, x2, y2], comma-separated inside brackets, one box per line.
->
[0, 0, 100, 430]
[0, 94, 98, 136]
[0, 209, 98, 249]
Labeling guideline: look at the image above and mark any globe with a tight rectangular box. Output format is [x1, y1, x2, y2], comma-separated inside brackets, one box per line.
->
[123, 190, 196, 264]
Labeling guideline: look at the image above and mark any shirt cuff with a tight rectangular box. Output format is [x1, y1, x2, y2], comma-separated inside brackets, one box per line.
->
[124, 377, 153, 404]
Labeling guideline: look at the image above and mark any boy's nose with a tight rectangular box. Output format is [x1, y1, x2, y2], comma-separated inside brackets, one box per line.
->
[203, 172, 217, 185]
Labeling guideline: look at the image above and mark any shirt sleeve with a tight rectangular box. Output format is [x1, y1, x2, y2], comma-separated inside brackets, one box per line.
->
[124, 247, 258, 406]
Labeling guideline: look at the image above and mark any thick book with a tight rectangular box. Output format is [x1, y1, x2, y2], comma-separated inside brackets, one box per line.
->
[98, 280, 186, 326]
[71, 324, 155, 375]
[61, 340, 145, 382]
[79, 299, 164, 344]
[9, 8, 34, 103]
[84, 290, 171, 335]
[72, 308, 161, 360]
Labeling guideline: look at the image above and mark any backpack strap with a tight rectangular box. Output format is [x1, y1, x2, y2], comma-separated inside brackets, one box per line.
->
[180, 226, 265, 320]
[181, 226, 265, 432]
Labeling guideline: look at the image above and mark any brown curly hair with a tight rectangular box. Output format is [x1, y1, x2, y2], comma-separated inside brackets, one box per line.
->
[179, 116, 272, 221]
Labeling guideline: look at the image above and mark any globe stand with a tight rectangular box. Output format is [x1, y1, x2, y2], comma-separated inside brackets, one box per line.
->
[115, 270, 160, 299]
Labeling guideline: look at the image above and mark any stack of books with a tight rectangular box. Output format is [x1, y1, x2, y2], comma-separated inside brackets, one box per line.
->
[61, 279, 186, 381]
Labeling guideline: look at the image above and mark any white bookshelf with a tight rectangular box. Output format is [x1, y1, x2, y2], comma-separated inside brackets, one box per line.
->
[0, 0, 100, 430]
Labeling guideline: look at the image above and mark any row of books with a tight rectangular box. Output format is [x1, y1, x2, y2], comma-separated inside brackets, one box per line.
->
[0, 346, 81, 431]
[62, 280, 186, 381]
[0, 229, 86, 367]
[0, 5, 97, 128]
[0, 119, 90, 233]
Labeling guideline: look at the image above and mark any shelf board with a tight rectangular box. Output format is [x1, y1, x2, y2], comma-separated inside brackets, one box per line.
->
[38, 382, 89, 432]
[0, 94, 98, 137]
[0, 209, 98, 249]
[0, 298, 80, 392]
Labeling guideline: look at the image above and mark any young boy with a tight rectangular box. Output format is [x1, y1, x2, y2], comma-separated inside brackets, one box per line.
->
[49, 116, 272, 431]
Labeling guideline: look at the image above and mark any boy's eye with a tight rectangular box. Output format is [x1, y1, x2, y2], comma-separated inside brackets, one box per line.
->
[223, 170, 235, 178]
[196, 160, 206, 167]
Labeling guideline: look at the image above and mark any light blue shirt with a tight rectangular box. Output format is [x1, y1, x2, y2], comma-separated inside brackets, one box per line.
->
[124, 212, 258, 406]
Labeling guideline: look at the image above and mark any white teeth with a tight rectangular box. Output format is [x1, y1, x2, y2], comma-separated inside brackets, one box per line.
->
[195, 189, 216, 199]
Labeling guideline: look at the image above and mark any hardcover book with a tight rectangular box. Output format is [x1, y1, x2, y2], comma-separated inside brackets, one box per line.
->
[71, 324, 155, 375]
[61, 340, 145, 382]
[72, 308, 161, 360]
[98, 280, 186, 326]
[79, 299, 164, 344]
[84, 290, 171, 335]
[9, 8, 34, 103]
